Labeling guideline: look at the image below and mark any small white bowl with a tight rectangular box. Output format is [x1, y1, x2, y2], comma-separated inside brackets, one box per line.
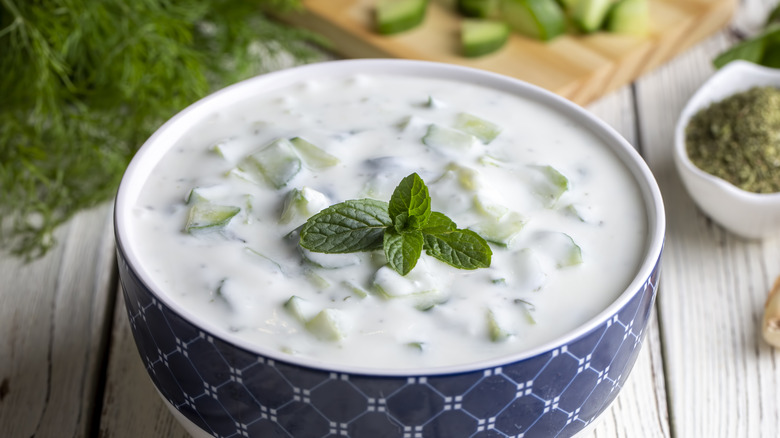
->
[674, 60, 780, 239]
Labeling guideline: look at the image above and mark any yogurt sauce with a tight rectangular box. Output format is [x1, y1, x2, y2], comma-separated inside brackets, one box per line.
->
[128, 73, 647, 369]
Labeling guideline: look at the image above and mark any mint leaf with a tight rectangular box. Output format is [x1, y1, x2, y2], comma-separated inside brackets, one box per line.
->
[298, 173, 494, 276]
[300, 199, 391, 253]
[424, 229, 492, 270]
[384, 229, 424, 276]
[388, 173, 431, 230]
[421, 211, 456, 234]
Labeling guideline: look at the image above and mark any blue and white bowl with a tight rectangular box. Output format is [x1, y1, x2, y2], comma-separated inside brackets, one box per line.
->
[115, 60, 665, 438]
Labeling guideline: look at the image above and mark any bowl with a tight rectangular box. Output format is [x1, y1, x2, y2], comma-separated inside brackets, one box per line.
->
[674, 60, 780, 239]
[115, 59, 665, 438]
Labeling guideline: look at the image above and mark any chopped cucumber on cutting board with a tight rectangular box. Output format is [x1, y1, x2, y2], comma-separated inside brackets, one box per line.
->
[501, 0, 567, 41]
[571, 0, 612, 33]
[457, 0, 499, 18]
[461, 19, 510, 57]
[376, 0, 429, 34]
[605, 0, 649, 36]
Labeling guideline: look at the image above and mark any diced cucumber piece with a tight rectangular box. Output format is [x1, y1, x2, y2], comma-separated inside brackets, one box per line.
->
[572, 0, 612, 33]
[555, 0, 579, 11]
[478, 154, 505, 167]
[342, 280, 369, 298]
[473, 193, 509, 220]
[243, 247, 285, 274]
[301, 247, 362, 269]
[406, 341, 426, 351]
[425, 95, 446, 108]
[290, 137, 340, 169]
[513, 248, 547, 292]
[422, 124, 478, 150]
[184, 203, 240, 233]
[455, 112, 503, 143]
[306, 309, 349, 341]
[372, 263, 446, 310]
[501, 0, 566, 41]
[375, 0, 429, 34]
[462, 19, 509, 57]
[514, 298, 537, 324]
[487, 309, 512, 342]
[470, 211, 526, 246]
[284, 295, 316, 323]
[239, 138, 302, 189]
[605, 0, 649, 36]
[279, 187, 330, 225]
[458, 0, 499, 17]
[530, 164, 569, 206]
[185, 185, 233, 204]
[429, 164, 481, 215]
[304, 268, 332, 290]
[531, 231, 583, 267]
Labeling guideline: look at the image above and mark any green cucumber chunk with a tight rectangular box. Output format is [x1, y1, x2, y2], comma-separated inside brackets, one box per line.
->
[184, 203, 240, 233]
[487, 309, 512, 342]
[284, 295, 314, 323]
[605, 0, 649, 36]
[501, 0, 566, 41]
[461, 19, 509, 58]
[239, 138, 301, 189]
[305, 309, 349, 341]
[530, 164, 569, 206]
[376, 0, 429, 34]
[470, 211, 526, 246]
[290, 137, 340, 169]
[279, 187, 329, 225]
[457, 0, 499, 18]
[423, 124, 477, 150]
[454, 112, 503, 142]
[572, 0, 611, 33]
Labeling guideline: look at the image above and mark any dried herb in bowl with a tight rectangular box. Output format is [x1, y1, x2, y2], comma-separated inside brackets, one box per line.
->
[685, 86, 780, 194]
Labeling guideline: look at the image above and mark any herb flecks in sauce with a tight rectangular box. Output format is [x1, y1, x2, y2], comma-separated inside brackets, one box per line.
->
[685, 86, 780, 194]
[299, 173, 493, 276]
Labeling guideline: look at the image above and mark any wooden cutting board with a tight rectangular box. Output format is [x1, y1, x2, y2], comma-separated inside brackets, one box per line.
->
[276, 0, 737, 105]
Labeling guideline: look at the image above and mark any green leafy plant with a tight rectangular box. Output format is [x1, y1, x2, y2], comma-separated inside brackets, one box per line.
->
[299, 173, 493, 276]
[714, 4, 780, 69]
[0, 0, 325, 259]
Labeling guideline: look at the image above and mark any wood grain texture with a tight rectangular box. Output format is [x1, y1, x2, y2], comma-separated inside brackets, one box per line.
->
[634, 3, 780, 432]
[98, 289, 190, 438]
[0, 203, 116, 438]
[276, 0, 737, 105]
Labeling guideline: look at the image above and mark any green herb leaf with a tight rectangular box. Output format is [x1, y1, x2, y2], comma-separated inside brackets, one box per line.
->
[388, 172, 431, 230]
[299, 199, 391, 253]
[384, 229, 424, 276]
[298, 173, 493, 276]
[421, 211, 456, 234]
[424, 229, 493, 270]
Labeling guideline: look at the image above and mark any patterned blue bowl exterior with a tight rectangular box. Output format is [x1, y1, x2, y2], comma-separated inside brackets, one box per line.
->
[118, 246, 661, 438]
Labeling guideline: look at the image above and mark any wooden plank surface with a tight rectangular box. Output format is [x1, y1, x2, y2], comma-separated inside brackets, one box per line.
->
[277, 0, 737, 105]
[634, 0, 780, 432]
[0, 203, 117, 438]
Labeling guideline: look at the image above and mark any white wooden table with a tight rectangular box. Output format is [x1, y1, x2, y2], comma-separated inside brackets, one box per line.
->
[3, 1, 780, 436]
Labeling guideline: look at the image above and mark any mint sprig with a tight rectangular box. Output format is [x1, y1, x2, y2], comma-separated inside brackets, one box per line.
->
[299, 173, 492, 275]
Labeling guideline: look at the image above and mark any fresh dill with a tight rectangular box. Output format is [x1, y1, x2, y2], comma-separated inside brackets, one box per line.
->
[0, 0, 326, 259]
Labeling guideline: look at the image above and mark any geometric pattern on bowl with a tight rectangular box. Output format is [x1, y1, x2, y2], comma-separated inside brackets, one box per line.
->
[119, 250, 660, 438]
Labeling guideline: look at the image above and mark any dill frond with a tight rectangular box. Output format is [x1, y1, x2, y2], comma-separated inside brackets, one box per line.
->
[0, 0, 325, 259]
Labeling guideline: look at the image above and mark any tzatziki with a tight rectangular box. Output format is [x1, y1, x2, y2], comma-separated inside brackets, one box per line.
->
[128, 73, 647, 369]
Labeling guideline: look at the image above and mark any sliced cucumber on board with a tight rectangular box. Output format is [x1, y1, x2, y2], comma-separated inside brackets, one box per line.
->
[605, 0, 649, 36]
[457, 0, 499, 18]
[572, 0, 612, 33]
[461, 19, 510, 57]
[376, 0, 429, 34]
[500, 0, 567, 41]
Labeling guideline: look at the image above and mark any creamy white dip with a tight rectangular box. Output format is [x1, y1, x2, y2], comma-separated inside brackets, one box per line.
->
[128, 73, 647, 369]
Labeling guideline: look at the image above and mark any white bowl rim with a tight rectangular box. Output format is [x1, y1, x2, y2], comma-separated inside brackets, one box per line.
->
[674, 60, 780, 203]
[115, 58, 666, 377]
